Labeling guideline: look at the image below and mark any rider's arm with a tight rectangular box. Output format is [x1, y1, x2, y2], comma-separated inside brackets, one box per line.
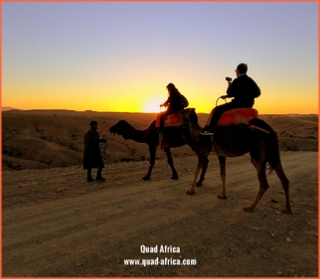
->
[222, 81, 231, 99]
[226, 78, 239, 98]
[161, 96, 170, 107]
[251, 80, 261, 98]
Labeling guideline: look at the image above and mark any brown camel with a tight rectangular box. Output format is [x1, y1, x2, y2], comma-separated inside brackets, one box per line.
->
[109, 117, 209, 183]
[183, 108, 291, 213]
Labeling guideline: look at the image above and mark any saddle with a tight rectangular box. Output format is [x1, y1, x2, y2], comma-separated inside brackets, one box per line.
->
[206, 108, 258, 126]
[155, 111, 185, 128]
[155, 111, 186, 148]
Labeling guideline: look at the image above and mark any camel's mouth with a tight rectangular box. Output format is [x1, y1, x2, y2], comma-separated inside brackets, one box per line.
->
[109, 126, 117, 134]
[109, 125, 122, 135]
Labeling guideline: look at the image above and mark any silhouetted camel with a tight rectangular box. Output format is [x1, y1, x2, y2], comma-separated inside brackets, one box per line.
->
[109, 118, 209, 183]
[184, 108, 291, 213]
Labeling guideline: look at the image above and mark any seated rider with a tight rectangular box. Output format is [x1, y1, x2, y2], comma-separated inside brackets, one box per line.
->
[201, 63, 261, 135]
[159, 83, 189, 130]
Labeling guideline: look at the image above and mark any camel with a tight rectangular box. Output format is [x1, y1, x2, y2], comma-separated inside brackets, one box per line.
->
[109, 118, 209, 183]
[183, 108, 291, 213]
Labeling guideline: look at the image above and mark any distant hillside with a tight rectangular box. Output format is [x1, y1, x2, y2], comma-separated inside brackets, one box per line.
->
[2, 110, 318, 171]
[2, 107, 17, 111]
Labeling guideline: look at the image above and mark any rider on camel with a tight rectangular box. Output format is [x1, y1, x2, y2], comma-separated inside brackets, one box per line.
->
[201, 63, 261, 135]
[159, 83, 189, 130]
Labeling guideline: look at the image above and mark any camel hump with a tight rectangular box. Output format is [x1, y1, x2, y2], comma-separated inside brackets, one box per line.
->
[205, 108, 258, 127]
[218, 108, 258, 126]
[156, 111, 185, 128]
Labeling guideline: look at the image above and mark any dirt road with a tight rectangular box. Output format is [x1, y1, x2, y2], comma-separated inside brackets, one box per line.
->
[2, 151, 318, 277]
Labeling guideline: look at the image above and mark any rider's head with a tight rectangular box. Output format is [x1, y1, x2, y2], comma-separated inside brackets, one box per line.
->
[166, 83, 179, 95]
[90, 120, 98, 130]
[236, 63, 248, 76]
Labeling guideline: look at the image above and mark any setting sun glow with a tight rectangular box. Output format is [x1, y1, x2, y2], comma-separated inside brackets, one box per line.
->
[2, 3, 317, 114]
[143, 97, 167, 113]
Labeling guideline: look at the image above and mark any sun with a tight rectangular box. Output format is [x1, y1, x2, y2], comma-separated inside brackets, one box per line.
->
[143, 97, 166, 113]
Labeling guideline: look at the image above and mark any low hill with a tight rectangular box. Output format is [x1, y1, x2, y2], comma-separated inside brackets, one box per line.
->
[2, 107, 17, 111]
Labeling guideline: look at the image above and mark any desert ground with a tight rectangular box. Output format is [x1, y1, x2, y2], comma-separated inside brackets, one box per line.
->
[2, 109, 318, 277]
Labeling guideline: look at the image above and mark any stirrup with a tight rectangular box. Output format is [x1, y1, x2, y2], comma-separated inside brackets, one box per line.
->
[200, 131, 214, 136]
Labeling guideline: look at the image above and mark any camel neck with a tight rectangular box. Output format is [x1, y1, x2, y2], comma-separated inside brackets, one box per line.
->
[124, 126, 146, 143]
[187, 121, 202, 141]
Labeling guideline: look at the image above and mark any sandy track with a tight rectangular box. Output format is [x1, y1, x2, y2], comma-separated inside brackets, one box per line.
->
[2, 151, 318, 277]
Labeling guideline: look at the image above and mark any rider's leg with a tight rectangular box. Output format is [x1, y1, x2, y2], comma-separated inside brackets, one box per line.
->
[202, 103, 236, 134]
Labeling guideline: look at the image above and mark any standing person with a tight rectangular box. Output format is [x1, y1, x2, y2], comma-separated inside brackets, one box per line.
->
[83, 120, 107, 182]
[201, 63, 261, 135]
[159, 83, 189, 130]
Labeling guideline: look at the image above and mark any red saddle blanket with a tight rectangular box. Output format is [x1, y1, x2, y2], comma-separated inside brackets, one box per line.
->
[156, 112, 184, 128]
[206, 108, 258, 126]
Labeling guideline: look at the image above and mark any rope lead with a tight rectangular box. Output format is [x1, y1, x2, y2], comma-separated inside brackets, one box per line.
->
[248, 124, 270, 134]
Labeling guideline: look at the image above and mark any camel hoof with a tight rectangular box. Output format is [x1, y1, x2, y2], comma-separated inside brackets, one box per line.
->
[187, 190, 195, 195]
[282, 208, 292, 214]
[171, 176, 179, 180]
[217, 194, 227, 199]
[142, 176, 150, 181]
[243, 207, 254, 212]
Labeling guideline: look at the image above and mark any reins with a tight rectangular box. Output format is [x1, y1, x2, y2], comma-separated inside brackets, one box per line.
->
[99, 133, 108, 161]
[215, 96, 227, 107]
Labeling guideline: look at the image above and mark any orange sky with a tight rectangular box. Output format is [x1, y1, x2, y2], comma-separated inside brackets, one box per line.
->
[2, 2, 318, 114]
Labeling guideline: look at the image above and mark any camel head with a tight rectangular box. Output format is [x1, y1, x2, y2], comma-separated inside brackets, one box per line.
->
[109, 120, 133, 138]
[183, 108, 199, 126]
[182, 107, 203, 144]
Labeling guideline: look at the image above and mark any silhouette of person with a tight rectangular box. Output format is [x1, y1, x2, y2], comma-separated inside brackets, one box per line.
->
[83, 120, 107, 182]
[159, 83, 189, 130]
[201, 63, 261, 135]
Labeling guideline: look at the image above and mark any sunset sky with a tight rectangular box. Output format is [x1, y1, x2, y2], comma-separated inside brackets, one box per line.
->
[2, 2, 318, 114]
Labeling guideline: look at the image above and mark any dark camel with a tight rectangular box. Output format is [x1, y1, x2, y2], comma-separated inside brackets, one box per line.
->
[184, 108, 291, 213]
[109, 118, 209, 183]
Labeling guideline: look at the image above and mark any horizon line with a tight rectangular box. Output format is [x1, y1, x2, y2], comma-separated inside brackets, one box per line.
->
[2, 107, 318, 116]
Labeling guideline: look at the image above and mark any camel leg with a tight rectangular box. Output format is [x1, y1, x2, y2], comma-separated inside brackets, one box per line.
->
[187, 155, 207, 195]
[250, 157, 258, 169]
[274, 163, 292, 213]
[163, 148, 178, 180]
[217, 156, 227, 199]
[244, 160, 269, 212]
[142, 145, 156, 180]
[196, 156, 209, 186]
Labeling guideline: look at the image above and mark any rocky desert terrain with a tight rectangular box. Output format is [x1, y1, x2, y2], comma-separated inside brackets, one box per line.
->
[2, 109, 318, 171]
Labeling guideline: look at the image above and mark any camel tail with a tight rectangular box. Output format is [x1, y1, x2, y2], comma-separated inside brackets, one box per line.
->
[249, 118, 281, 170]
